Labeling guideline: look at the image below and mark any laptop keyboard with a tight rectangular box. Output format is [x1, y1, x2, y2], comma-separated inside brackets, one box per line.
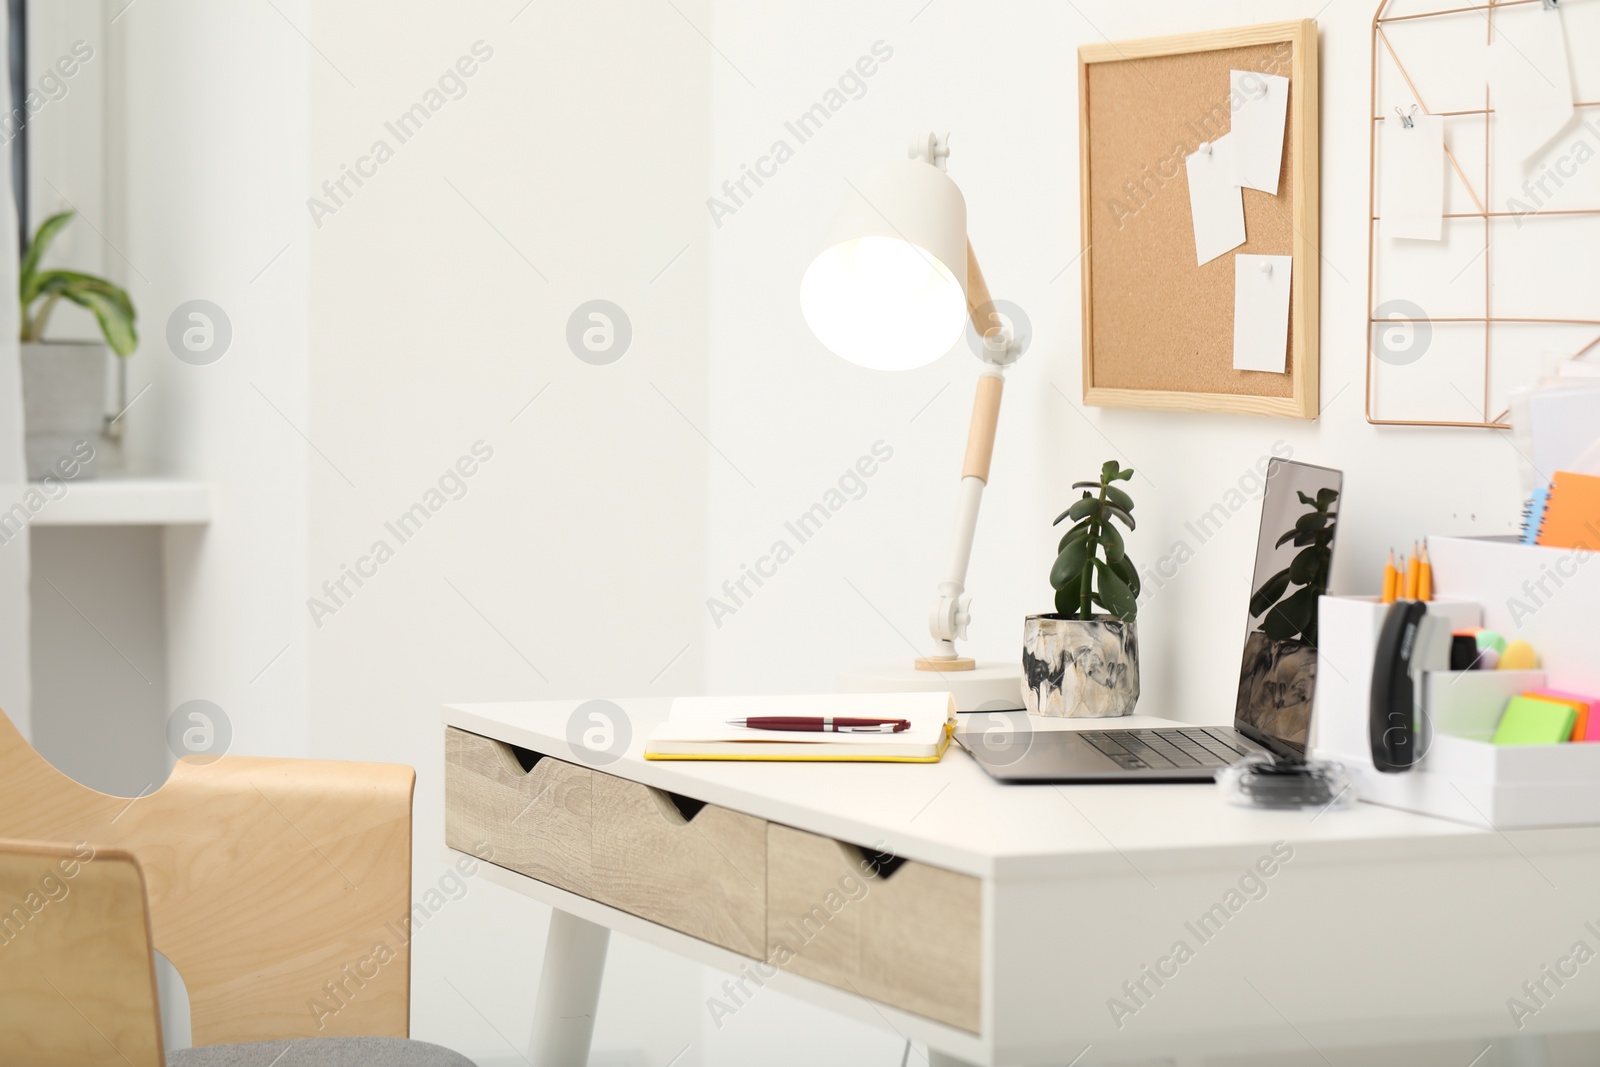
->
[1077, 727, 1255, 771]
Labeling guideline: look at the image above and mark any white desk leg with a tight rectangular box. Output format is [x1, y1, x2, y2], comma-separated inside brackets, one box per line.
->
[528, 908, 609, 1066]
[1502, 1034, 1552, 1067]
[927, 1051, 980, 1067]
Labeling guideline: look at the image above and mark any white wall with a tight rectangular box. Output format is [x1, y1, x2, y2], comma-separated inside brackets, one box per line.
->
[17, 0, 311, 791]
[697, 2, 1525, 1059]
[11, 1, 1553, 1063]
[305, 1, 711, 1061]
[29, 525, 169, 794]
[22, 0, 170, 792]
[702, 0, 1523, 713]
[303, 1, 1532, 1063]
[115, 0, 313, 763]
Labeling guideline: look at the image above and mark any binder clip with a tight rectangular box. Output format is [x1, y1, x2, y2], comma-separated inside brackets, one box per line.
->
[1394, 105, 1418, 129]
[1217, 753, 1353, 812]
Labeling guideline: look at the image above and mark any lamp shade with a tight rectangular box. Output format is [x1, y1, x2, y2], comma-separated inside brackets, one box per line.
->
[801, 159, 968, 371]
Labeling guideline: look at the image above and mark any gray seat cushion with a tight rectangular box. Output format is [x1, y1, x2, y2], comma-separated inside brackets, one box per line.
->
[168, 1037, 475, 1066]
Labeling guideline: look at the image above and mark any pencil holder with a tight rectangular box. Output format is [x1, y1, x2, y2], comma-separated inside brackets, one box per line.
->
[1309, 595, 1480, 758]
[1311, 591, 1600, 828]
[1428, 535, 1600, 696]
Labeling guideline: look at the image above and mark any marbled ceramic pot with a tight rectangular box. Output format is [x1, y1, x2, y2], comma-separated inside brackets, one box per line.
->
[1021, 613, 1139, 717]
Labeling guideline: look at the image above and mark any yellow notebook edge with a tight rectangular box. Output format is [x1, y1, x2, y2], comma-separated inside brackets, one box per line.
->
[644, 714, 954, 763]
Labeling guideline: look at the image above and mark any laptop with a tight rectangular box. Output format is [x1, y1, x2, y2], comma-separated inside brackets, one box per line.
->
[958, 458, 1342, 783]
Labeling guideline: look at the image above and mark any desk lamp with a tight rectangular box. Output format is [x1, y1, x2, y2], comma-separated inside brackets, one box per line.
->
[802, 133, 1028, 711]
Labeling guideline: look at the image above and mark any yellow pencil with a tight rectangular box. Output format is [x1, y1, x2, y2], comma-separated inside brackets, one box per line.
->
[1381, 549, 1399, 604]
[1404, 541, 1421, 601]
[1418, 543, 1432, 602]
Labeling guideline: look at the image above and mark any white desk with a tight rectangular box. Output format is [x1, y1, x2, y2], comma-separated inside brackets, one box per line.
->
[444, 699, 1600, 1066]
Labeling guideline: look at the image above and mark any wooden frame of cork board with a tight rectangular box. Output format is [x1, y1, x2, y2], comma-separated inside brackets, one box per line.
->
[1079, 19, 1321, 419]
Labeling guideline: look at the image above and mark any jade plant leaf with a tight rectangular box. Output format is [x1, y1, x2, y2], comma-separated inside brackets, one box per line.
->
[1251, 489, 1338, 644]
[1094, 559, 1138, 620]
[1046, 460, 1140, 621]
[1110, 554, 1141, 598]
[1099, 521, 1125, 564]
[1249, 568, 1292, 618]
[1051, 536, 1090, 590]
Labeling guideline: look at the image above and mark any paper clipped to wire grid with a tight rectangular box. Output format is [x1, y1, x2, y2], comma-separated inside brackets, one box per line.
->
[1528, 385, 1600, 478]
[1487, 4, 1575, 165]
[1379, 110, 1444, 241]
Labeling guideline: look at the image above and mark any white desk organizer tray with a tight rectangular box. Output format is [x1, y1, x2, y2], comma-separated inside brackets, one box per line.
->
[1312, 539, 1600, 828]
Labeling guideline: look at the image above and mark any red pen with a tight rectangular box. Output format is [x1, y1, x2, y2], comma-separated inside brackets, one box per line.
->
[727, 716, 911, 733]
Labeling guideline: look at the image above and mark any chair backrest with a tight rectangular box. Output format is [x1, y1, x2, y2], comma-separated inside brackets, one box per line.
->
[0, 839, 165, 1066]
[0, 709, 416, 1047]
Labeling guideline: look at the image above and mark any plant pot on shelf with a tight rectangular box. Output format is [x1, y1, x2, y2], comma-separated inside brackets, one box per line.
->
[21, 341, 106, 481]
[1021, 613, 1139, 718]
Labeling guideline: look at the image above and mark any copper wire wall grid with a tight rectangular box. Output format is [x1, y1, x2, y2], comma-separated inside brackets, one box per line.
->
[1367, 0, 1600, 428]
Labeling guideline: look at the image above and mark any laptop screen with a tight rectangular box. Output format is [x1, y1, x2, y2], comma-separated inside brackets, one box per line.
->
[1233, 458, 1343, 757]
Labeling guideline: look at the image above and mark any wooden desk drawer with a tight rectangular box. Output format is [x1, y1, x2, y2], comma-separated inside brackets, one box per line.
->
[590, 774, 766, 957]
[767, 824, 981, 1033]
[444, 727, 592, 896]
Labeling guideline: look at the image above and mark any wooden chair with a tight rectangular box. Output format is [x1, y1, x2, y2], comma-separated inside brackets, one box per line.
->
[0, 708, 469, 1064]
[0, 839, 164, 1065]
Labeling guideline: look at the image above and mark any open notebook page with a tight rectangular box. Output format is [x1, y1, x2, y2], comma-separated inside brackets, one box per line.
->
[652, 692, 954, 747]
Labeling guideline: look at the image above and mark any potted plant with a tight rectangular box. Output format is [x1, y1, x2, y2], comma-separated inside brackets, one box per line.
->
[18, 210, 138, 480]
[1234, 486, 1338, 746]
[1023, 460, 1141, 717]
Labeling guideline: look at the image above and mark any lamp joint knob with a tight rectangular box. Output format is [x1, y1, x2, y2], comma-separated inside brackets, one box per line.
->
[908, 132, 952, 171]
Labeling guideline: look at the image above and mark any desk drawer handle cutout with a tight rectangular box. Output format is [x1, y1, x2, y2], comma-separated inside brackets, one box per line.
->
[645, 787, 708, 824]
[491, 739, 545, 774]
[847, 843, 907, 880]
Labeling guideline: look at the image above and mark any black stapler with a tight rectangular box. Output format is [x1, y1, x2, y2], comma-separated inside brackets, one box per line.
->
[1369, 600, 1450, 773]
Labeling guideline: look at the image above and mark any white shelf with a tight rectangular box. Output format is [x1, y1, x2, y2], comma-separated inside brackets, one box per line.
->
[30, 478, 211, 527]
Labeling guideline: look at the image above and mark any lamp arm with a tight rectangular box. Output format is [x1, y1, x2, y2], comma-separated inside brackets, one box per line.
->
[964, 237, 996, 338]
[918, 240, 1019, 670]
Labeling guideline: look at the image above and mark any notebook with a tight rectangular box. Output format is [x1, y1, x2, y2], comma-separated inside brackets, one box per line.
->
[1528, 385, 1600, 477]
[1528, 470, 1600, 551]
[1521, 484, 1550, 545]
[643, 692, 956, 762]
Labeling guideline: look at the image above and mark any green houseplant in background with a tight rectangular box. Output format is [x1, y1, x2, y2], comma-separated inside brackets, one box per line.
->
[1023, 461, 1142, 717]
[17, 210, 139, 480]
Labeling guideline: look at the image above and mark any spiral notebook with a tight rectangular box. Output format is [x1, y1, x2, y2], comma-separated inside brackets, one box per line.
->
[1524, 471, 1600, 551]
[643, 692, 956, 762]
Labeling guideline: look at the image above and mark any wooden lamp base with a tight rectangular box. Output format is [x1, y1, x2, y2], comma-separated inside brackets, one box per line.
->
[915, 656, 976, 672]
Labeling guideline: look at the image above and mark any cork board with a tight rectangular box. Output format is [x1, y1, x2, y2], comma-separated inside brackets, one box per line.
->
[1079, 20, 1320, 419]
